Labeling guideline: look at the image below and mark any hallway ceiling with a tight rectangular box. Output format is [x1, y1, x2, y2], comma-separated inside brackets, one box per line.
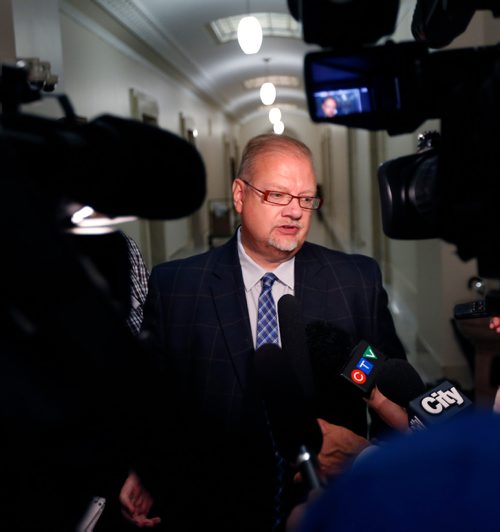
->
[94, 0, 321, 124]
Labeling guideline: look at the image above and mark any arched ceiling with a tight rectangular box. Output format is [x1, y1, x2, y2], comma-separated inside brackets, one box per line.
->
[93, 0, 321, 123]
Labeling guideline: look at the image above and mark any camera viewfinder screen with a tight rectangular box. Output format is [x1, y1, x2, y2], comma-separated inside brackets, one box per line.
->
[314, 88, 370, 118]
[305, 49, 403, 120]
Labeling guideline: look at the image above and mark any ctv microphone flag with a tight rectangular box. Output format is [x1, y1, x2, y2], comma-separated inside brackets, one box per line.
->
[339, 340, 386, 394]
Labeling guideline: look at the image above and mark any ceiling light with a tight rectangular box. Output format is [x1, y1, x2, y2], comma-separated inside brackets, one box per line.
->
[260, 57, 276, 106]
[260, 82, 276, 105]
[237, 16, 262, 54]
[210, 13, 301, 44]
[273, 120, 285, 135]
[268, 107, 281, 124]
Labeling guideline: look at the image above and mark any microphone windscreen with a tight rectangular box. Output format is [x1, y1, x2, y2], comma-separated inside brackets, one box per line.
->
[254, 344, 323, 463]
[278, 294, 315, 400]
[376, 359, 425, 408]
[305, 320, 356, 376]
[59, 115, 206, 220]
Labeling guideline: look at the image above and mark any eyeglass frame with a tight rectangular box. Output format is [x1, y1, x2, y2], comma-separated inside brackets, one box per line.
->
[240, 179, 323, 210]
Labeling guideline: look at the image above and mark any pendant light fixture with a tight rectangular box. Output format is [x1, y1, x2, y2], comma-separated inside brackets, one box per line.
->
[260, 58, 276, 106]
[268, 107, 281, 124]
[273, 120, 285, 135]
[237, 1, 262, 55]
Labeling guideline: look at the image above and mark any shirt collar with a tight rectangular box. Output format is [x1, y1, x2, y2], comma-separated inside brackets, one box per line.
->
[237, 227, 294, 292]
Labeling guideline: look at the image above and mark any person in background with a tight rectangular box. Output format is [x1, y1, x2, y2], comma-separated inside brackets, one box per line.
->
[89, 230, 154, 531]
[120, 133, 406, 530]
[320, 96, 338, 117]
[121, 232, 150, 336]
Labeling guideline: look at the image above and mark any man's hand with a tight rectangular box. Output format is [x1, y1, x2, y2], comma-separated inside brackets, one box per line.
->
[489, 316, 500, 334]
[119, 470, 161, 528]
[364, 386, 409, 432]
[315, 419, 371, 481]
[286, 487, 324, 532]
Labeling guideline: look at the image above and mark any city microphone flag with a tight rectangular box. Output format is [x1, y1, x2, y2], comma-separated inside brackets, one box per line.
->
[408, 380, 474, 431]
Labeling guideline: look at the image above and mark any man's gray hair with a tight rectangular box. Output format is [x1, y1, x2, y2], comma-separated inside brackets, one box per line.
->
[237, 134, 314, 183]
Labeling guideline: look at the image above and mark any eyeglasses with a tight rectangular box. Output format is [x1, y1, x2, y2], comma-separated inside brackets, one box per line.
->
[241, 179, 322, 210]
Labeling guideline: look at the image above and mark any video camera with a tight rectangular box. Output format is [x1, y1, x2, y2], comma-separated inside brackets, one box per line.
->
[290, 0, 500, 278]
[0, 60, 206, 528]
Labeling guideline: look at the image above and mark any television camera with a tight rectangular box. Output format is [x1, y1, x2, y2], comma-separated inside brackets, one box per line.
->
[289, 0, 500, 287]
[0, 61, 206, 529]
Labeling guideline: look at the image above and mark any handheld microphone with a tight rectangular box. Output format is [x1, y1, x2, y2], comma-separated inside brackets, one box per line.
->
[305, 320, 387, 396]
[408, 380, 474, 431]
[277, 294, 316, 402]
[254, 344, 323, 490]
[376, 358, 426, 409]
[305, 320, 425, 431]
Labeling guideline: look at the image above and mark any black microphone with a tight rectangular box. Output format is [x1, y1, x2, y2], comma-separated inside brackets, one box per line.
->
[305, 320, 425, 426]
[305, 320, 387, 396]
[376, 358, 426, 409]
[5, 112, 207, 220]
[408, 380, 474, 431]
[254, 344, 323, 490]
[277, 294, 316, 401]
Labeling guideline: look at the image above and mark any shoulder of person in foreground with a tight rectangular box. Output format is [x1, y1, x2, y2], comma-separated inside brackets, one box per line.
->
[296, 409, 500, 532]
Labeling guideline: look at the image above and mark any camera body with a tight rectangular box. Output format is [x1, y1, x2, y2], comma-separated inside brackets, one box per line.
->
[295, 0, 500, 277]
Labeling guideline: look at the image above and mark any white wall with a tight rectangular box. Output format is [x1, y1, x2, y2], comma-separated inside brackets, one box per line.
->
[58, 1, 234, 265]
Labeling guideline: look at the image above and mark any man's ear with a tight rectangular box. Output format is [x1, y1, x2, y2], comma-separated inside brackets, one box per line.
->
[232, 178, 244, 214]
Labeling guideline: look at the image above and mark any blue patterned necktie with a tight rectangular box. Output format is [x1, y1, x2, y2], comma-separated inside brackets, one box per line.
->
[256, 273, 279, 348]
[256, 273, 286, 529]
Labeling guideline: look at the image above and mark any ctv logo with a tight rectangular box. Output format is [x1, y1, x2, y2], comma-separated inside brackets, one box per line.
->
[350, 345, 379, 385]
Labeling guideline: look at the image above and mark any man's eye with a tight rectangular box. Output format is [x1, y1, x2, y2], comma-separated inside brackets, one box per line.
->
[269, 192, 285, 200]
[301, 197, 314, 205]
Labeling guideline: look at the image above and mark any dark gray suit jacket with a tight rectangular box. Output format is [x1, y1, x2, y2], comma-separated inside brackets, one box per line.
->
[141, 234, 406, 531]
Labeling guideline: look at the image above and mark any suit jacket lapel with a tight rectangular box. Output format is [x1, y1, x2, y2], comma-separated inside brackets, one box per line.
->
[210, 236, 255, 390]
[293, 243, 329, 400]
[295, 242, 329, 319]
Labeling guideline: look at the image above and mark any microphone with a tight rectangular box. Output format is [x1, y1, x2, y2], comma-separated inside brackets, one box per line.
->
[305, 320, 387, 396]
[305, 320, 425, 429]
[376, 358, 426, 409]
[277, 294, 316, 402]
[408, 380, 474, 431]
[254, 343, 323, 490]
[6, 112, 207, 220]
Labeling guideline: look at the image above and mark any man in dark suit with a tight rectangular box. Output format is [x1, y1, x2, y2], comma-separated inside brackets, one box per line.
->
[120, 133, 406, 530]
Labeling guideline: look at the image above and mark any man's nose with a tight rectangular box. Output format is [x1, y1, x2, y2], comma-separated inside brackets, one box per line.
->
[281, 198, 303, 218]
